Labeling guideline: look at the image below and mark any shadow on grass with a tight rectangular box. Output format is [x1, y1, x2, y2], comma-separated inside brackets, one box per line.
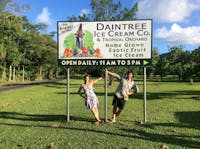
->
[133, 90, 200, 100]
[122, 128, 199, 148]
[0, 111, 199, 148]
[175, 111, 200, 127]
[130, 111, 200, 148]
[0, 118, 199, 148]
[148, 111, 200, 131]
[151, 122, 200, 131]
[0, 112, 94, 122]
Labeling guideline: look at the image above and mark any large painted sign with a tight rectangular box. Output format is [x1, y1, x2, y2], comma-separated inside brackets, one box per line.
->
[58, 20, 152, 66]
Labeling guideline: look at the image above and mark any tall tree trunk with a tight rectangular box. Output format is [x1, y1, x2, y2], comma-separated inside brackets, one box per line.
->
[1, 63, 7, 81]
[39, 66, 43, 75]
[8, 65, 12, 81]
[22, 65, 24, 82]
[13, 66, 16, 82]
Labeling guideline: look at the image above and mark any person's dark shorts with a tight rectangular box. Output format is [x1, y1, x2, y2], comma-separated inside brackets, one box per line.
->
[112, 95, 126, 110]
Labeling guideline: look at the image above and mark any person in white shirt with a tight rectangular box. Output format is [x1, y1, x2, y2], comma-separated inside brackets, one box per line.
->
[107, 70, 139, 123]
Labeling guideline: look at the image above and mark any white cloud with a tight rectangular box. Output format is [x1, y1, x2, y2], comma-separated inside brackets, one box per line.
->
[80, 9, 89, 16]
[36, 7, 51, 25]
[156, 24, 200, 44]
[137, 0, 200, 22]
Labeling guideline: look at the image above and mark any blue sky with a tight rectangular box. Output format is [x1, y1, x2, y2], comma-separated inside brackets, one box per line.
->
[13, 0, 200, 54]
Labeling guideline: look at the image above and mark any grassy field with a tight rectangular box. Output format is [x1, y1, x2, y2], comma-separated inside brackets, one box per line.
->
[0, 79, 200, 149]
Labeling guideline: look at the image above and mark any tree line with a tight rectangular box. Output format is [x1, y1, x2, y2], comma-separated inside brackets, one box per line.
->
[0, 2, 58, 82]
[144, 46, 199, 81]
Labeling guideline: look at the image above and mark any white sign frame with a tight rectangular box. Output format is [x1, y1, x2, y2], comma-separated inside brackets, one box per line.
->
[57, 20, 152, 66]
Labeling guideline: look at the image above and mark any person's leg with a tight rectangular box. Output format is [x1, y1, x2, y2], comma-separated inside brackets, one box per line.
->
[91, 107, 101, 122]
[94, 107, 101, 121]
[111, 109, 122, 122]
[111, 106, 118, 122]
[111, 99, 126, 122]
[116, 109, 122, 117]
[111, 95, 118, 122]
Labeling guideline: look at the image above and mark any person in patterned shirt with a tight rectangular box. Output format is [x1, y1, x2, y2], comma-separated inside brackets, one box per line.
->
[78, 74, 103, 124]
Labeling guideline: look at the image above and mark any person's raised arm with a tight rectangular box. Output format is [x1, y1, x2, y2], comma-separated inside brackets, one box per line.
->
[92, 77, 102, 84]
[107, 71, 121, 79]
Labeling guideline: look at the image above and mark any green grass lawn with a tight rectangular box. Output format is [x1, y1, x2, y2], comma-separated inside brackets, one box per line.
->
[0, 79, 200, 149]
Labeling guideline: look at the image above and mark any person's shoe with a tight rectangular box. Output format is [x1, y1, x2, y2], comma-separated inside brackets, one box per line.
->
[108, 119, 116, 123]
[95, 120, 104, 125]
